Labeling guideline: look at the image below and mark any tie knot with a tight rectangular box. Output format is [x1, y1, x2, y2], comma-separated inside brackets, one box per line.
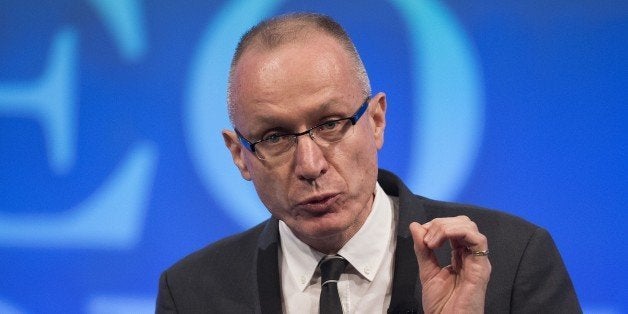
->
[320, 255, 348, 283]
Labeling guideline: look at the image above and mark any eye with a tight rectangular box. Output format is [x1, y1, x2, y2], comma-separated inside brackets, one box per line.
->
[319, 120, 339, 131]
[263, 133, 286, 144]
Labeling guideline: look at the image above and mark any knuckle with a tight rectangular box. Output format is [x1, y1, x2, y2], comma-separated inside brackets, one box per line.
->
[459, 215, 479, 231]
[469, 221, 479, 232]
[478, 233, 488, 244]
[431, 217, 445, 225]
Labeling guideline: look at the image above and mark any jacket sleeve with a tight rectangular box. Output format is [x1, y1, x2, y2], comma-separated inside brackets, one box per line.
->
[155, 271, 178, 314]
[511, 227, 581, 313]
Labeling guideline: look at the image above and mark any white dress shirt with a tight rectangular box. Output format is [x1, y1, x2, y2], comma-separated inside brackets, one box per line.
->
[279, 182, 397, 313]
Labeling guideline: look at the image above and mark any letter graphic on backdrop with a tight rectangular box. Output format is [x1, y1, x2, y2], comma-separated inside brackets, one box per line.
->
[0, 1, 156, 249]
[184, 0, 483, 228]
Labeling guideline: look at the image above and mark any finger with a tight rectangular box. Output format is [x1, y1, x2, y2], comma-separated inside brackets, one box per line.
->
[450, 246, 465, 273]
[409, 222, 441, 283]
[451, 232, 489, 254]
[423, 216, 488, 252]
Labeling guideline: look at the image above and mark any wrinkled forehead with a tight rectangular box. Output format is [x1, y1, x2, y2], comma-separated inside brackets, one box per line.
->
[231, 30, 352, 86]
[241, 22, 321, 56]
[229, 33, 362, 126]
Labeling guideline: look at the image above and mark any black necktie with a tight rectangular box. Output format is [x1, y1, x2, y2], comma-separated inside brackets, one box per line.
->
[319, 255, 348, 314]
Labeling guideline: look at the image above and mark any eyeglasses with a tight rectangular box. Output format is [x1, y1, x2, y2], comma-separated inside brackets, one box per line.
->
[235, 97, 370, 160]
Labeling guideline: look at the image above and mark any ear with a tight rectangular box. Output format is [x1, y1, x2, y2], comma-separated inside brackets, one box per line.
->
[222, 130, 252, 181]
[369, 92, 387, 149]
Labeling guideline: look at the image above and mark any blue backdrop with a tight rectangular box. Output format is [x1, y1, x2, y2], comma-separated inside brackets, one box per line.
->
[1, 1, 626, 313]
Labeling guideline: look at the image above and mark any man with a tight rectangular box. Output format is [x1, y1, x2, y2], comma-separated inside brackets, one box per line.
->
[156, 13, 580, 313]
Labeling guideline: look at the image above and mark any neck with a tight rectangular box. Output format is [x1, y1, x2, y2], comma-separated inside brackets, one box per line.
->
[301, 192, 376, 255]
[305, 234, 350, 255]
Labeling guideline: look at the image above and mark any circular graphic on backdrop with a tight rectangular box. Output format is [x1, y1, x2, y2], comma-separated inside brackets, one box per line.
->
[184, 0, 483, 228]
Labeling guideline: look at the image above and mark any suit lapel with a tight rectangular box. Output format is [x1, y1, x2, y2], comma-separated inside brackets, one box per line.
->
[388, 234, 421, 313]
[379, 170, 429, 313]
[257, 218, 283, 314]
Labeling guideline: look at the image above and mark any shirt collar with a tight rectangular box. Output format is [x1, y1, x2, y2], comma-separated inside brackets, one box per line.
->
[278, 182, 394, 290]
[279, 220, 324, 291]
[338, 182, 393, 281]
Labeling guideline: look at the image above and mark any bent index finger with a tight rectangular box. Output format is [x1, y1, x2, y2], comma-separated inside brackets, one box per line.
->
[424, 216, 488, 251]
[409, 222, 441, 283]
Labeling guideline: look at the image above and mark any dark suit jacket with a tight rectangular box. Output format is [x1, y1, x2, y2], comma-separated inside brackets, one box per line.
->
[156, 169, 581, 313]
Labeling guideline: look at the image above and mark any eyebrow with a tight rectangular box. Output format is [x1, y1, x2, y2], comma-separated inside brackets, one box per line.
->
[243, 99, 345, 137]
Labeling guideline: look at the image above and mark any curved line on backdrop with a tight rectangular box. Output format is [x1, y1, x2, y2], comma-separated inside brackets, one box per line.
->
[184, 0, 483, 228]
[0, 26, 157, 248]
[391, 0, 484, 199]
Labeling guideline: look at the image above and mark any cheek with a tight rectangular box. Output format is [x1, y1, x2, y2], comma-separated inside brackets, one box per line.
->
[349, 133, 379, 188]
[349, 129, 379, 169]
[251, 177, 285, 216]
[249, 161, 293, 211]
[330, 139, 378, 188]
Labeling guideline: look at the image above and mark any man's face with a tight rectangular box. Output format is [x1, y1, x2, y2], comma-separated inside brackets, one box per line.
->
[223, 33, 386, 251]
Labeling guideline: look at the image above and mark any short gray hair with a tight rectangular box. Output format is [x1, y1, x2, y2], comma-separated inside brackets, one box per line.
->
[227, 13, 371, 125]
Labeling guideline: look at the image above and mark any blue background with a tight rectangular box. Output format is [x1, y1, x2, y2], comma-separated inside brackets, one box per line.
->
[1, 0, 626, 313]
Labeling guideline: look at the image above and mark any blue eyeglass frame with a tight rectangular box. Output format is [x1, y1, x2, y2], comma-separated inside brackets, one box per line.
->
[235, 97, 371, 154]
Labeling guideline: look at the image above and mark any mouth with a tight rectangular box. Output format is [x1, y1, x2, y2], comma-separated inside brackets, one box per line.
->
[296, 193, 340, 216]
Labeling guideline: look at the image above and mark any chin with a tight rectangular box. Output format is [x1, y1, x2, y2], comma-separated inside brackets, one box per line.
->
[299, 217, 350, 239]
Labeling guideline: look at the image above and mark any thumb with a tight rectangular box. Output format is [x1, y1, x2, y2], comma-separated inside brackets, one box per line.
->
[409, 222, 441, 283]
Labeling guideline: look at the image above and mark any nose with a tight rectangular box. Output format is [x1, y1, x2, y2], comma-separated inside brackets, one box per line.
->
[293, 135, 328, 182]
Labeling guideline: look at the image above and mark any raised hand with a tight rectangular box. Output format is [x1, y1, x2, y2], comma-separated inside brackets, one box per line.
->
[410, 216, 491, 313]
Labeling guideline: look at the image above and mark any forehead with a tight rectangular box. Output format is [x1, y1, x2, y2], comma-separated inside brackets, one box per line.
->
[229, 33, 362, 128]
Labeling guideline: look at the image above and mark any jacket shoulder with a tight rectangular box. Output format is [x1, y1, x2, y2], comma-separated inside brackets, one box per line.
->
[421, 198, 540, 236]
[379, 168, 540, 238]
[378, 168, 580, 312]
[165, 221, 267, 277]
[157, 221, 270, 313]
